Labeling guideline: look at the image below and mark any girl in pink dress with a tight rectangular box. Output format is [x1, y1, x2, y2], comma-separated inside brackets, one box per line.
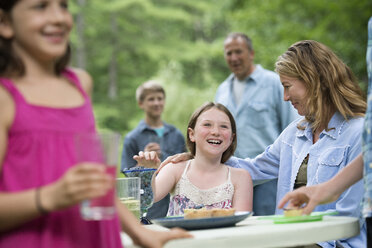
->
[135, 102, 253, 216]
[0, 1, 190, 247]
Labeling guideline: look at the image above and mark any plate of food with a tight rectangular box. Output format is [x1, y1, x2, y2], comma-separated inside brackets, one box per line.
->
[151, 209, 252, 230]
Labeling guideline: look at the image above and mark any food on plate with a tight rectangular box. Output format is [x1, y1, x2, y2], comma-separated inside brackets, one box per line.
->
[283, 207, 304, 217]
[184, 208, 236, 219]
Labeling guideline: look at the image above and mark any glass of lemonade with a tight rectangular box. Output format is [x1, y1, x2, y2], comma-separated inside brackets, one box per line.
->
[75, 132, 121, 221]
[116, 177, 141, 219]
[122, 167, 156, 218]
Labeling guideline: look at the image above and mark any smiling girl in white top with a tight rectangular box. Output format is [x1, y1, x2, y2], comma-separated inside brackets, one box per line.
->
[135, 102, 253, 216]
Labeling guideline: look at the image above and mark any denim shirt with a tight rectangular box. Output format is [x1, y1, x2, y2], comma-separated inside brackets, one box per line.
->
[363, 17, 372, 219]
[121, 120, 186, 171]
[227, 112, 365, 248]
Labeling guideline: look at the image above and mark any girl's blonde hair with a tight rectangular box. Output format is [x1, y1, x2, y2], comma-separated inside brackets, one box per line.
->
[275, 40, 366, 131]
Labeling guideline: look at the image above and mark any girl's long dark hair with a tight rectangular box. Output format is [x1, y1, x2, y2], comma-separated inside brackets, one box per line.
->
[0, 0, 70, 76]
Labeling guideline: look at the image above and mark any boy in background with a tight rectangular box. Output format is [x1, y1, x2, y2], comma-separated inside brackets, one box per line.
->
[121, 80, 186, 219]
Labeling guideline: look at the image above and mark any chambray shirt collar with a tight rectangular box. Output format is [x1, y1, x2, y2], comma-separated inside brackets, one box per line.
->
[249, 64, 263, 83]
[137, 119, 172, 135]
[228, 64, 263, 84]
[295, 112, 345, 141]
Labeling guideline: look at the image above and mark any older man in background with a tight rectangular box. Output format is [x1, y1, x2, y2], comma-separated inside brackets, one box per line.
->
[215, 33, 298, 215]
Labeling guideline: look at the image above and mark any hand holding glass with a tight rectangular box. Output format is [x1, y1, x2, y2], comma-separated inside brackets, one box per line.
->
[75, 132, 121, 220]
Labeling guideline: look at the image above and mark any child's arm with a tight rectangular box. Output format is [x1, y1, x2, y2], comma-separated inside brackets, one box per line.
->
[0, 161, 114, 231]
[0, 86, 41, 231]
[116, 199, 192, 247]
[152, 162, 184, 203]
[0, 77, 116, 231]
[134, 151, 184, 202]
[230, 168, 253, 212]
[0, 85, 14, 171]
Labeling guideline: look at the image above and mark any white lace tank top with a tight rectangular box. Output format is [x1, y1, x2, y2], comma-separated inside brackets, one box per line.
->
[167, 160, 234, 216]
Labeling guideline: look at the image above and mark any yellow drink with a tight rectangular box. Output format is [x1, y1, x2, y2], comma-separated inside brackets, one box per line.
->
[120, 197, 141, 219]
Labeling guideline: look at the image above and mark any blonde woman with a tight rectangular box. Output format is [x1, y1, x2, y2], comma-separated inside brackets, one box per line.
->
[161, 40, 367, 247]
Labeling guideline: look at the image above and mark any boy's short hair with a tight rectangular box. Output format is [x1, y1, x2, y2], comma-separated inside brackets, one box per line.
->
[136, 80, 166, 103]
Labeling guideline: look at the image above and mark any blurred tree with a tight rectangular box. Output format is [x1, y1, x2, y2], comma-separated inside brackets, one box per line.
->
[69, 0, 371, 138]
[227, 0, 371, 87]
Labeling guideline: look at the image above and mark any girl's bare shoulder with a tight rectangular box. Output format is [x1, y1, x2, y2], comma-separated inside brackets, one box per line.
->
[70, 67, 93, 96]
[163, 160, 188, 172]
[229, 166, 252, 179]
[160, 160, 188, 180]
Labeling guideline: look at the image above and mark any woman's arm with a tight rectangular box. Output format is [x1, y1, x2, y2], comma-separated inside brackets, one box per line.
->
[230, 168, 253, 211]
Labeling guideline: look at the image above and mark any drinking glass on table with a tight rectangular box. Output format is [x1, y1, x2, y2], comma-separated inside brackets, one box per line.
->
[116, 177, 141, 220]
[75, 132, 121, 220]
[122, 167, 156, 220]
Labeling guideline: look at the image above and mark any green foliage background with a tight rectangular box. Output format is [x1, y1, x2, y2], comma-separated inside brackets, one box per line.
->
[69, 0, 372, 141]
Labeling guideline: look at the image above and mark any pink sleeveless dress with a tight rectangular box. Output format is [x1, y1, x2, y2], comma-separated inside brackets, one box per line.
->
[167, 160, 234, 216]
[0, 70, 122, 248]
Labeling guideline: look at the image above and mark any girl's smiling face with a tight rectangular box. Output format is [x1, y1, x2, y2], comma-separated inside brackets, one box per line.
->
[280, 75, 308, 116]
[188, 107, 234, 158]
[2, 0, 73, 63]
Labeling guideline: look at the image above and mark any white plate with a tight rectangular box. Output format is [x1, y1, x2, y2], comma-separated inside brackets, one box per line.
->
[151, 211, 252, 230]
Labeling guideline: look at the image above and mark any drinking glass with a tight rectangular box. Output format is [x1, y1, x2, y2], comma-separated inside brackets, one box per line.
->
[122, 167, 156, 217]
[75, 132, 121, 220]
[116, 177, 141, 219]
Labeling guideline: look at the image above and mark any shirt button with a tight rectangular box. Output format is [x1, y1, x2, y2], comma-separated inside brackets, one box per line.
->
[369, 162, 372, 168]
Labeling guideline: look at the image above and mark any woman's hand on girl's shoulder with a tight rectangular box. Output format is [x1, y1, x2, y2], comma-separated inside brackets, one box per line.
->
[156, 159, 190, 178]
[70, 67, 93, 97]
[159, 152, 193, 171]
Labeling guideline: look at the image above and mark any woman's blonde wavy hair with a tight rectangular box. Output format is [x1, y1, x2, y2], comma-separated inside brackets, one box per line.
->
[275, 40, 366, 132]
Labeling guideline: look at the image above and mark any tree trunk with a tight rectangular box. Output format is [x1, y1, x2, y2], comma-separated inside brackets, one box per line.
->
[108, 13, 118, 100]
[75, 0, 86, 69]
